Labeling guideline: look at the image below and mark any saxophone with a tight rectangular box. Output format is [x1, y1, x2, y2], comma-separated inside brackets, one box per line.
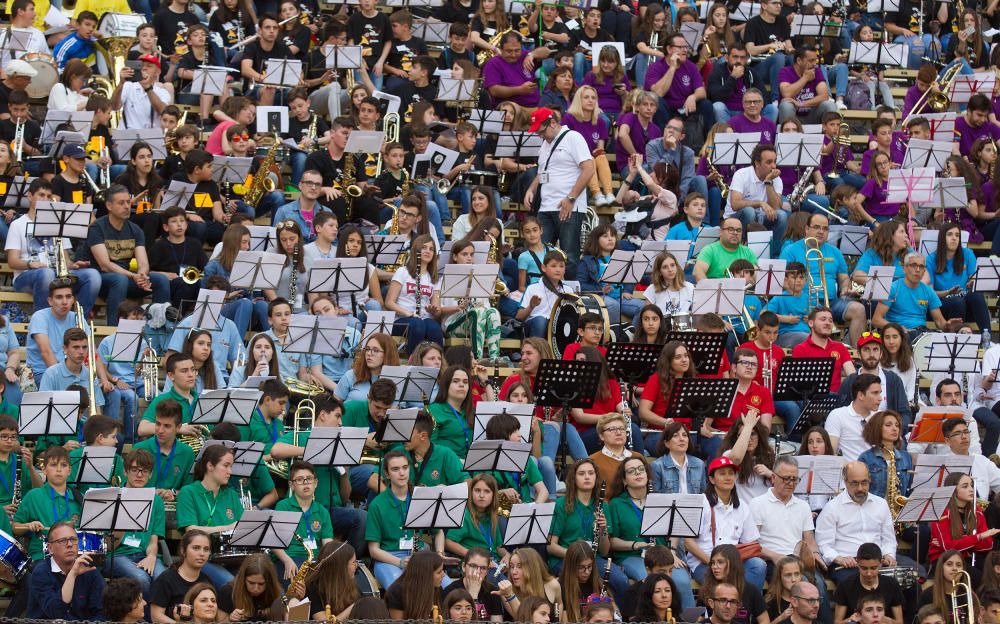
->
[281, 533, 314, 606]
[707, 150, 730, 201]
[383, 208, 410, 273]
[300, 111, 319, 152]
[885, 445, 908, 532]
[339, 151, 363, 199]
[487, 233, 509, 306]
[476, 27, 512, 65]
[244, 138, 281, 207]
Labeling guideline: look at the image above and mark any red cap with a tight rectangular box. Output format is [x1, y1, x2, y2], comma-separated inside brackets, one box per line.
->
[138, 54, 161, 69]
[857, 331, 883, 349]
[708, 455, 740, 475]
[528, 107, 557, 133]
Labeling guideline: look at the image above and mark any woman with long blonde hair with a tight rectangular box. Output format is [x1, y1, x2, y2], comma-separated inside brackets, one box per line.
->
[564, 86, 614, 205]
[509, 548, 562, 608]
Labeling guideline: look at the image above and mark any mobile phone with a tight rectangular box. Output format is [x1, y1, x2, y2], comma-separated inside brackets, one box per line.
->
[125, 60, 143, 82]
[963, 26, 976, 36]
[614, 82, 626, 89]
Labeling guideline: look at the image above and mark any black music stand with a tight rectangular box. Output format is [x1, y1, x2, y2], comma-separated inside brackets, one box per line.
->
[606, 343, 662, 448]
[473, 402, 534, 443]
[380, 365, 440, 407]
[773, 357, 836, 403]
[229, 509, 301, 549]
[303, 426, 368, 512]
[71, 446, 116, 488]
[195, 441, 264, 480]
[534, 360, 601, 477]
[662, 331, 727, 375]
[641, 493, 704, 545]
[191, 389, 262, 427]
[503, 502, 556, 547]
[599, 250, 656, 330]
[361, 311, 398, 347]
[794, 455, 846, 497]
[405, 483, 469, 549]
[230, 251, 285, 291]
[463, 440, 532, 473]
[895, 485, 955, 566]
[364, 234, 408, 265]
[306, 258, 368, 318]
[19, 390, 82, 442]
[284, 315, 348, 357]
[785, 394, 840, 443]
[79, 487, 155, 578]
[666, 378, 738, 452]
[921, 333, 983, 381]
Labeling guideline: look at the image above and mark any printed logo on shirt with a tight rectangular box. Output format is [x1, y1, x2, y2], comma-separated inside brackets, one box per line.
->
[592, 132, 600, 141]
[311, 519, 322, 532]
[105, 238, 137, 263]
[831, 351, 840, 359]
[750, 394, 762, 406]
[918, 299, 928, 305]
[226, 507, 235, 520]
[431, 469, 440, 480]
[681, 74, 691, 87]
[405, 283, 433, 298]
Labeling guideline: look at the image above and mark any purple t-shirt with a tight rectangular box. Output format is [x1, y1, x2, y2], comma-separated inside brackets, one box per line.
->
[993, 95, 1000, 122]
[902, 84, 923, 120]
[955, 115, 1000, 155]
[644, 59, 703, 111]
[860, 178, 902, 217]
[779, 165, 799, 191]
[728, 115, 776, 145]
[696, 155, 732, 192]
[581, 72, 630, 114]
[614, 112, 659, 171]
[482, 52, 539, 108]
[562, 113, 609, 153]
[777, 65, 827, 111]
[723, 75, 752, 111]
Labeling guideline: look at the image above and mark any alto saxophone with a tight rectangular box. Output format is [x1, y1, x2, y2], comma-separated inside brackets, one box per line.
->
[339, 151, 363, 199]
[708, 151, 729, 201]
[487, 233, 509, 306]
[281, 533, 314, 605]
[476, 27, 511, 65]
[244, 135, 281, 208]
[885, 445, 908, 533]
[300, 111, 319, 152]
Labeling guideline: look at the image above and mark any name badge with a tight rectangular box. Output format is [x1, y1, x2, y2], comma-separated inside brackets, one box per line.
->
[303, 537, 318, 551]
[399, 537, 414, 550]
[538, 172, 550, 184]
[123, 535, 142, 548]
[483, 27, 496, 36]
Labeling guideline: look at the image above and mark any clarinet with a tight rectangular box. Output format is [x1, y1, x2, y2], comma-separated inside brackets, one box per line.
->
[591, 481, 607, 553]
[11, 455, 20, 509]
[414, 273, 423, 318]
[288, 248, 299, 309]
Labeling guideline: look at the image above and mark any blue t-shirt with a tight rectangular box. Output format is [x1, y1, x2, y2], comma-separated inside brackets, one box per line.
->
[665, 221, 701, 246]
[26, 308, 81, 379]
[39, 362, 106, 406]
[883, 280, 941, 330]
[516, 246, 553, 287]
[76, 217, 145, 270]
[318, 325, 361, 384]
[264, 329, 320, 381]
[765, 289, 810, 334]
[0, 317, 18, 369]
[333, 369, 374, 403]
[780, 240, 848, 297]
[926, 248, 977, 293]
[97, 332, 138, 385]
[855, 248, 908, 280]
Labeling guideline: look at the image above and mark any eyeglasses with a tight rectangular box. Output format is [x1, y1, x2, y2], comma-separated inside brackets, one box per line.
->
[47, 537, 76, 547]
[299, 180, 321, 188]
[127, 466, 150, 475]
[774, 474, 801, 484]
[399, 210, 420, 219]
[809, 224, 830, 231]
[0, 435, 17, 442]
[602, 426, 627, 434]
[721, 226, 742, 232]
[792, 596, 821, 604]
[949, 429, 971, 438]
[625, 466, 647, 475]
[583, 325, 603, 333]
[736, 360, 758, 368]
[906, 263, 926, 269]
[713, 599, 740, 607]
[847, 479, 871, 488]
[744, 99, 763, 105]
[465, 563, 489, 572]
[291, 477, 316, 485]
[364, 347, 384, 354]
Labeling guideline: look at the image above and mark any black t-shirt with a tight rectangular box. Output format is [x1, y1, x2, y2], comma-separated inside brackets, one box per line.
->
[150, 237, 208, 273]
[538, 20, 572, 52]
[51, 172, 91, 204]
[832, 574, 905, 613]
[390, 81, 439, 116]
[209, 10, 255, 48]
[286, 114, 330, 146]
[280, 24, 311, 60]
[374, 170, 405, 199]
[441, 579, 505, 618]
[0, 118, 41, 153]
[572, 26, 613, 51]
[77, 215, 145, 268]
[385, 36, 429, 72]
[470, 16, 498, 35]
[159, 154, 185, 182]
[169, 171, 223, 221]
[242, 39, 293, 90]
[304, 46, 329, 81]
[150, 569, 212, 618]
[385, 579, 406, 612]
[302, 150, 368, 222]
[743, 15, 790, 46]
[348, 10, 390, 69]
[177, 48, 211, 92]
[699, 585, 767, 624]
[152, 6, 202, 55]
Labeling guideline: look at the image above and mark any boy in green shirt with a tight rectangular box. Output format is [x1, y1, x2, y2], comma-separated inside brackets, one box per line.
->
[137, 353, 201, 439]
[271, 393, 367, 553]
[373, 410, 468, 493]
[274, 461, 333, 581]
[236, 379, 288, 457]
[69, 414, 127, 494]
[13, 446, 81, 561]
[132, 398, 196, 504]
[109, 448, 167, 594]
[0, 415, 41, 516]
[344, 378, 397, 500]
[483, 413, 547, 505]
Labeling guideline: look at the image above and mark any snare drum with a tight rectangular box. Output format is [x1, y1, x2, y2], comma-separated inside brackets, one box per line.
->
[547, 294, 610, 358]
[77, 532, 107, 567]
[464, 170, 499, 187]
[211, 530, 256, 563]
[769, 437, 796, 458]
[0, 529, 28, 583]
[23, 53, 57, 100]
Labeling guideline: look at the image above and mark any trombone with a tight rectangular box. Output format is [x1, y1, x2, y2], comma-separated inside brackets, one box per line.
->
[903, 62, 962, 125]
[804, 237, 831, 310]
[950, 568, 976, 624]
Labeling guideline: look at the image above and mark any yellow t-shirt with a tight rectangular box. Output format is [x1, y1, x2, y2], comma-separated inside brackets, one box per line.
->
[72, 0, 130, 21]
[7, 0, 51, 30]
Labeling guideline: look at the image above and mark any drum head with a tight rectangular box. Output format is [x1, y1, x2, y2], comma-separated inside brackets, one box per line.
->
[24, 56, 57, 99]
[548, 299, 580, 359]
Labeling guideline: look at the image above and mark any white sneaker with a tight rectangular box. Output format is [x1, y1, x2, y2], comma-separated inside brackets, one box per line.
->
[836, 100, 848, 110]
[595, 193, 610, 207]
[603, 192, 617, 206]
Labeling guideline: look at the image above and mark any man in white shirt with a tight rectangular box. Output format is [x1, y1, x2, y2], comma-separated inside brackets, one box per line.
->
[726, 143, 788, 256]
[907, 378, 983, 456]
[750, 456, 821, 565]
[2, 0, 49, 72]
[523, 107, 594, 271]
[942, 418, 1000, 501]
[973, 342, 1000, 458]
[111, 54, 172, 130]
[826, 373, 882, 461]
[815, 461, 897, 584]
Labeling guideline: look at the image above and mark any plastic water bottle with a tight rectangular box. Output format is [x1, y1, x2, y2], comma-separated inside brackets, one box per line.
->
[259, 355, 269, 377]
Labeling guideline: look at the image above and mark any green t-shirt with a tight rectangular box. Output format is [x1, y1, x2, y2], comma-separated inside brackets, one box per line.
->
[274, 496, 333, 560]
[429, 402, 473, 458]
[236, 409, 286, 454]
[141, 388, 199, 424]
[68, 446, 127, 494]
[342, 400, 375, 430]
[605, 492, 666, 564]
[398, 444, 469, 487]
[13, 484, 81, 560]
[228, 464, 275, 505]
[0, 451, 35, 506]
[446, 509, 503, 560]
[548, 495, 599, 566]
[275, 430, 343, 509]
[485, 457, 543, 503]
[364, 488, 413, 551]
[698, 242, 758, 279]
[116, 494, 166, 557]
[175, 481, 244, 529]
[132, 437, 196, 491]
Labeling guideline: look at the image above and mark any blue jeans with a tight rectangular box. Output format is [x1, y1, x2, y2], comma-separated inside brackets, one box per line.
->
[687, 175, 709, 208]
[109, 552, 167, 597]
[776, 400, 805, 440]
[374, 549, 453, 589]
[394, 317, 444, 354]
[538, 211, 584, 273]
[824, 171, 867, 191]
[100, 272, 170, 324]
[603, 294, 644, 327]
[654, 98, 715, 140]
[525, 316, 548, 338]
[13, 267, 101, 316]
[573, 52, 592, 84]
[619, 554, 694, 607]
[541, 422, 588, 462]
[634, 53, 655, 90]
[827, 63, 849, 99]
[104, 386, 138, 443]
[537, 455, 556, 501]
[201, 561, 235, 589]
[289, 151, 307, 187]
[973, 407, 1000, 456]
[711, 103, 779, 124]
[221, 298, 253, 336]
[733, 206, 788, 256]
[694, 556, 766, 590]
[350, 464, 376, 500]
[939, 292, 991, 337]
[255, 191, 287, 222]
[706, 186, 722, 228]
[330, 505, 367, 555]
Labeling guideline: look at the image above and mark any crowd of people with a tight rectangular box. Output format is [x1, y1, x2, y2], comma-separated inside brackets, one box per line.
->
[0, 0, 998, 620]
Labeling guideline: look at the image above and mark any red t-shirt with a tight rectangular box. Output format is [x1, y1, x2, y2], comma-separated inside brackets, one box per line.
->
[500, 373, 546, 419]
[562, 342, 608, 360]
[791, 336, 853, 392]
[639, 372, 692, 428]
[717, 381, 775, 431]
[571, 380, 623, 431]
[738, 340, 786, 388]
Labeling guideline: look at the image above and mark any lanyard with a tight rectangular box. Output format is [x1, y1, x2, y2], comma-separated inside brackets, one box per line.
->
[302, 504, 316, 542]
[257, 409, 279, 443]
[575, 500, 594, 538]
[155, 438, 177, 486]
[449, 405, 471, 447]
[627, 497, 644, 524]
[169, 240, 187, 271]
[204, 487, 220, 526]
[390, 493, 412, 537]
[475, 516, 495, 553]
[49, 486, 71, 523]
[0, 455, 14, 496]
[503, 471, 522, 494]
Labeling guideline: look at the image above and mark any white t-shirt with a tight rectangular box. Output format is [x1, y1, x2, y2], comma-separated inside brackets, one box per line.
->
[4, 214, 75, 279]
[538, 128, 592, 214]
[0, 27, 48, 72]
[725, 166, 784, 217]
[48, 83, 88, 113]
[825, 403, 870, 461]
[391, 266, 437, 319]
[120, 81, 173, 129]
[644, 282, 694, 317]
[519, 279, 577, 321]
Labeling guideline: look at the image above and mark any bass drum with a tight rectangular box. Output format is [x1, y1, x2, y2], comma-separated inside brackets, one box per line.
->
[23, 53, 58, 100]
[547, 294, 610, 359]
[355, 562, 382, 598]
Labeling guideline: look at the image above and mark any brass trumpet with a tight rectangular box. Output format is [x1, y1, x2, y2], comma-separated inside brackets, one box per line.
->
[181, 266, 203, 285]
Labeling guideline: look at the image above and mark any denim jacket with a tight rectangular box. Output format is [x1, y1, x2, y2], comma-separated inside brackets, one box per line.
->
[858, 446, 913, 499]
[651, 453, 707, 494]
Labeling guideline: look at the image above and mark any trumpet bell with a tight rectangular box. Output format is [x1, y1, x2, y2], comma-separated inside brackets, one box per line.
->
[181, 266, 202, 285]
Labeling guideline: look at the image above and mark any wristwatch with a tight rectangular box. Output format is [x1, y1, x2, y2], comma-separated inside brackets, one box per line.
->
[566, 195, 577, 202]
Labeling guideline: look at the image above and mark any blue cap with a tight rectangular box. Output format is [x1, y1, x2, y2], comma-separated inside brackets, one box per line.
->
[62, 144, 87, 159]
